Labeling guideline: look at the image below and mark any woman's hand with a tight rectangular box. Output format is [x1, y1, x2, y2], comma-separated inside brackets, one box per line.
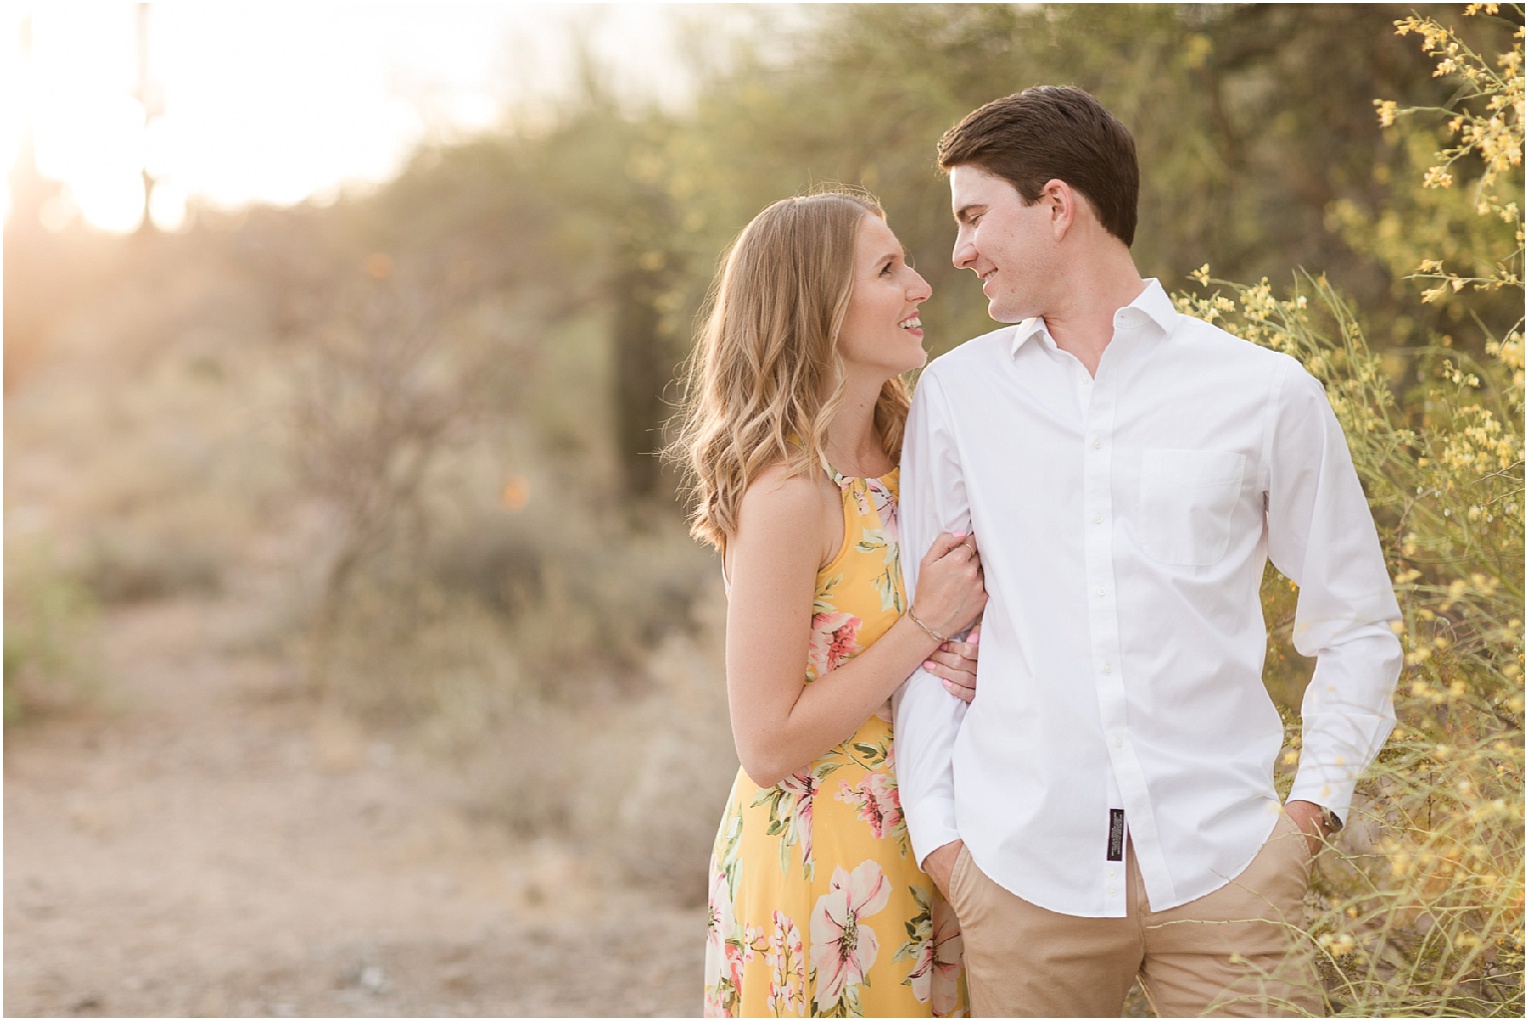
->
[910, 531, 987, 641]
[921, 625, 981, 703]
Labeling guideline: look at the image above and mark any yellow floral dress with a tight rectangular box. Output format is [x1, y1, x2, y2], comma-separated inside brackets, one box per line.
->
[704, 464, 967, 1018]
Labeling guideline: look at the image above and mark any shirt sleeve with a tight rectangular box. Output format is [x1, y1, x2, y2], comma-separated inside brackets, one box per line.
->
[892, 368, 971, 866]
[1265, 359, 1403, 823]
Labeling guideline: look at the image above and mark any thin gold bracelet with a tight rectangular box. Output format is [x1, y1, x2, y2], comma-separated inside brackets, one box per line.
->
[906, 606, 950, 644]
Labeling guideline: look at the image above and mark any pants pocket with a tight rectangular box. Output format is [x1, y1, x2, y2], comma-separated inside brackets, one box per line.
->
[947, 843, 975, 914]
[1277, 809, 1316, 878]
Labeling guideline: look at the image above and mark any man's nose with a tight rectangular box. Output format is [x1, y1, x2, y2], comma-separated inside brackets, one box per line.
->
[952, 233, 976, 270]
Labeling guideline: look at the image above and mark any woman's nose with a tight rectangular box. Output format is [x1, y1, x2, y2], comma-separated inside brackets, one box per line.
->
[908, 270, 932, 302]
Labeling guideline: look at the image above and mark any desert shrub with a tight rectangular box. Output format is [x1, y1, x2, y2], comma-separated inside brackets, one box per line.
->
[1175, 8, 1523, 1013]
[314, 516, 732, 905]
[3, 539, 101, 724]
[78, 526, 223, 604]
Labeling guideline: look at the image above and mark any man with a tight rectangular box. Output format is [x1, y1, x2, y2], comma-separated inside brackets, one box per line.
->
[894, 86, 1402, 1017]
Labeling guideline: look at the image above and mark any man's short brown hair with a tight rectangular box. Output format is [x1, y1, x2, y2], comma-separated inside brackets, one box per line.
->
[937, 86, 1139, 247]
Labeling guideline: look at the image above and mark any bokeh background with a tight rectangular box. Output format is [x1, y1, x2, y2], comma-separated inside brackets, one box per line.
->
[4, 3, 1522, 1017]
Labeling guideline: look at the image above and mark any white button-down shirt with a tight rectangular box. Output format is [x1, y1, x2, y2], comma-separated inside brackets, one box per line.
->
[894, 279, 1402, 917]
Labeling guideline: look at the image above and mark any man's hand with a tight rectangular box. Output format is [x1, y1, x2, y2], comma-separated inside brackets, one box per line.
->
[922, 839, 965, 900]
[1285, 799, 1335, 858]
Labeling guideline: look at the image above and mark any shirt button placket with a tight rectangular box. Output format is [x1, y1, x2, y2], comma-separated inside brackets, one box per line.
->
[1085, 355, 1134, 917]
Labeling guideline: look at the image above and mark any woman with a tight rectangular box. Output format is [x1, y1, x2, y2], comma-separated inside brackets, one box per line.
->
[670, 190, 986, 1018]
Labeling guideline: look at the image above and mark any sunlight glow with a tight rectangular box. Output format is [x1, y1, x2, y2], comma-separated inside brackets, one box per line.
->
[3, 3, 689, 234]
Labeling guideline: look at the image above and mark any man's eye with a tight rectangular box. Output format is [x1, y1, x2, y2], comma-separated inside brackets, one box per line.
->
[881, 263, 894, 276]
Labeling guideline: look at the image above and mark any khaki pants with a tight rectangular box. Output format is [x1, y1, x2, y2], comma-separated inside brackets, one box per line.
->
[947, 812, 1323, 1018]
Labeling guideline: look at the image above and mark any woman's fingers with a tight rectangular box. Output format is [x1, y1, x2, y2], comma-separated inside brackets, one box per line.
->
[934, 640, 977, 664]
[930, 672, 977, 699]
[914, 532, 986, 638]
[923, 530, 970, 564]
[927, 628, 982, 703]
[923, 649, 976, 680]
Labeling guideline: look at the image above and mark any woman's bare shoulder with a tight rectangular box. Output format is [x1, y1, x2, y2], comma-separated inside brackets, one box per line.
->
[734, 461, 837, 561]
[738, 462, 827, 523]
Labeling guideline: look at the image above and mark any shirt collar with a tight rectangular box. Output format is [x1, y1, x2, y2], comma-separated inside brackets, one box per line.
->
[1010, 278, 1176, 357]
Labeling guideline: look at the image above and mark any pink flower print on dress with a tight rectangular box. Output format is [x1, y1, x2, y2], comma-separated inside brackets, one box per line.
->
[753, 768, 822, 878]
[904, 890, 965, 1016]
[865, 477, 898, 544]
[725, 937, 753, 995]
[834, 772, 905, 839]
[809, 860, 893, 1013]
[851, 483, 875, 518]
[706, 866, 734, 959]
[927, 894, 964, 1016]
[764, 910, 807, 1016]
[704, 866, 739, 1017]
[806, 611, 862, 681]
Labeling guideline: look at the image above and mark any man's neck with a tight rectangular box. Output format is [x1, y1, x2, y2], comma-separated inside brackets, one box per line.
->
[1041, 253, 1147, 377]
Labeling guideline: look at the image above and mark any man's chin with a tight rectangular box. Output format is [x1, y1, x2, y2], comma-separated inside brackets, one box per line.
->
[988, 300, 1026, 324]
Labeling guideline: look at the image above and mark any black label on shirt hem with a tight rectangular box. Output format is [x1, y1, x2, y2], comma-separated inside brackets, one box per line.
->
[1107, 809, 1126, 862]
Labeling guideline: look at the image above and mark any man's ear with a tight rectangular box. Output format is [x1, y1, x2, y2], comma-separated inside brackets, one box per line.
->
[1041, 178, 1074, 240]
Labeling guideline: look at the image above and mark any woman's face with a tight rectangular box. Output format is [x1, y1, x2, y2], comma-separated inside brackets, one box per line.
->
[836, 214, 933, 382]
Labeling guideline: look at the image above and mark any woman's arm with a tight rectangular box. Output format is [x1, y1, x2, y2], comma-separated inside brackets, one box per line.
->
[725, 466, 985, 788]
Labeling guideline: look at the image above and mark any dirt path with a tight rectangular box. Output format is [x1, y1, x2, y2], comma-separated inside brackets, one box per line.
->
[4, 595, 705, 1017]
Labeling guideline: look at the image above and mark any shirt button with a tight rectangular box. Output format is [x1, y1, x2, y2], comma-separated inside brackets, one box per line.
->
[1113, 736, 1124, 748]
[1102, 661, 1113, 674]
[1107, 886, 1119, 897]
[1092, 513, 1103, 524]
[1092, 438, 1102, 450]
[1096, 586, 1106, 597]
[1107, 867, 1119, 879]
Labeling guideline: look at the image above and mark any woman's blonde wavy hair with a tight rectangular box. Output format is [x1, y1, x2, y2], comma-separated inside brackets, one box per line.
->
[667, 189, 912, 550]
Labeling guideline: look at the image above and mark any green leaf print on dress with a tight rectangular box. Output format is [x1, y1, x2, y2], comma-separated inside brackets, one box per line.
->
[754, 757, 855, 880]
[855, 527, 905, 614]
[716, 804, 745, 899]
[852, 476, 905, 614]
[893, 884, 965, 1015]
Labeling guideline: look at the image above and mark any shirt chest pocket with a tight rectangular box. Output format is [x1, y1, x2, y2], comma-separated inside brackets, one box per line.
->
[1137, 449, 1248, 566]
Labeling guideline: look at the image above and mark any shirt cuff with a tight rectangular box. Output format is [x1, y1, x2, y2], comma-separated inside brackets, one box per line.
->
[1287, 775, 1353, 824]
[904, 795, 960, 869]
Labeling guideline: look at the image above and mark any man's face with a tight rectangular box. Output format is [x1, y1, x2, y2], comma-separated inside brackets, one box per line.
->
[949, 164, 1057, 324]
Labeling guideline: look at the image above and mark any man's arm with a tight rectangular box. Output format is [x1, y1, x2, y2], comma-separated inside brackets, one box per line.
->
[1265, 361, 1403, 843]
[893, 370, 972, 883]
